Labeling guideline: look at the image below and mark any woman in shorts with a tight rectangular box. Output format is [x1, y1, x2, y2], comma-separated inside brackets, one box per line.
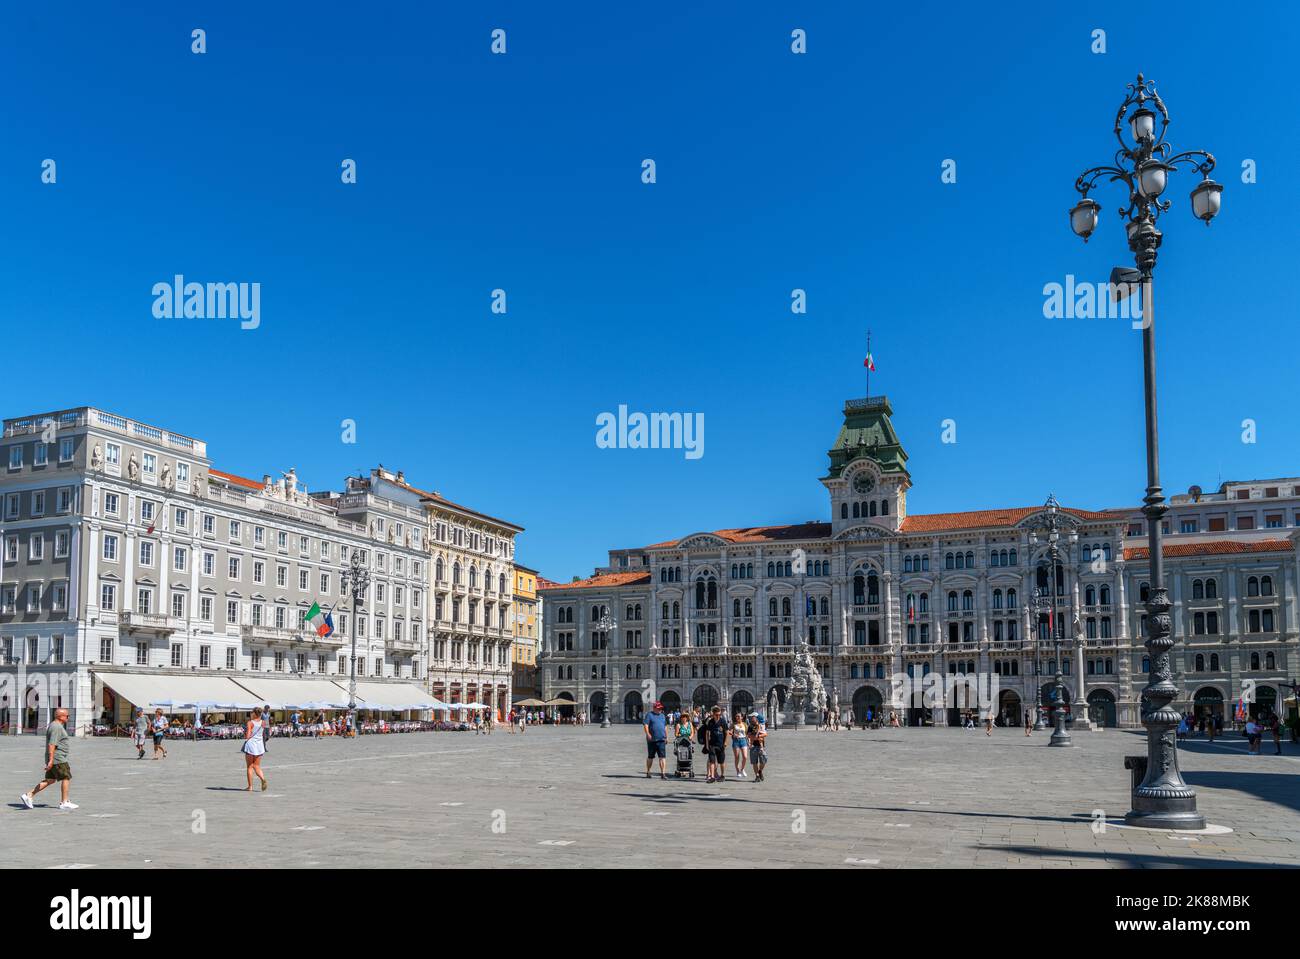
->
[748, 714, 767, 783]
[151, 708, 169, 759]
[731, 711, 750, 779]
[242, 706, 268, 791]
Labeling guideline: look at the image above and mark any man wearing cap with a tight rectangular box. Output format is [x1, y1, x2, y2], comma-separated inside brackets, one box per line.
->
[704, 705, 730, 783]
[643, 700, 669, 779]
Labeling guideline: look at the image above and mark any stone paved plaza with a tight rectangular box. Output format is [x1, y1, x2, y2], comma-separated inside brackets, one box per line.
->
[2, 726, 1298, 869]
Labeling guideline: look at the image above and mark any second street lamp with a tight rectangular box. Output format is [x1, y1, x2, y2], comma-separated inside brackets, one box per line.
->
[1069, 73, 1220, 829]
[340, 549, 371, 741]
[596, 611, 616, 728]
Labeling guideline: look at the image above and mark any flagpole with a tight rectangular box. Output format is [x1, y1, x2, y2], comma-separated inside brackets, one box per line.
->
[865, 330, 871, 398]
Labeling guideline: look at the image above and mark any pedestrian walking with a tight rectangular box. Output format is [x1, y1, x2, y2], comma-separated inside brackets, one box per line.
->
[1024, 709, 1032, 737]
[517, 709, 527, 734]
[731, 711, 749, 778]
[704, 705, 729, 783]
[151, 708, 169, 759]
[748, 713, 767, 782]
[1270, 714, 1282, 755]
[984, 712, 994, 736]
[643, 700, 668, 779]
[133, 707, 149, 759]
[20, 708, 78, 811]
[242, 707, 269, 791]
[262, 705, 273, 751]
[1206, 714, 1216, 743]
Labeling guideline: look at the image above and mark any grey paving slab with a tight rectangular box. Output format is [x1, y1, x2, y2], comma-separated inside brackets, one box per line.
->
[1, 725, 1297, 868]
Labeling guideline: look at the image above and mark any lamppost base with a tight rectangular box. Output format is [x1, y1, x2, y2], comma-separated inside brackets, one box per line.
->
[1123, 806, 1207, 831]
[600, 718, 610, 728]
[1048, 729, 1073, 747]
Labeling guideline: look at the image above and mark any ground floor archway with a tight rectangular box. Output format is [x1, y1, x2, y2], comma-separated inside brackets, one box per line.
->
[1250, 685, 1277, 720]
[998, 690, 1022, 727]
[1193, 686, 1225, 723]
[589, 691, 607, 722]
[1086, 689, 1117, 728]
[730, 689, 754, 716]
[852, 685, 883, 726]
[692, 684, 719, 711]
[623, 690, 643, 723]
[660, 690, 682, 715]
[552, 693, 576, 720]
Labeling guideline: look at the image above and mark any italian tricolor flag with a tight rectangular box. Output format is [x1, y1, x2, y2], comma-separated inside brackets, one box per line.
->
[864, 353, 876, 371]
[305, 602, 334, 638]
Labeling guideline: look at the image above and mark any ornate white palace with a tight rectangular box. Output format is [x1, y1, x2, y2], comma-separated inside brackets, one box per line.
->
[539, 395, 1299, 729]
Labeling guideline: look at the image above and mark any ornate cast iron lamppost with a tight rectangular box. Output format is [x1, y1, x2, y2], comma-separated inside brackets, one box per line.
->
[340, 549, 371, 741]
[596, 610, 616, 728]
[1070, 73, 1221, 828]
[1028, 496, 1078, 745]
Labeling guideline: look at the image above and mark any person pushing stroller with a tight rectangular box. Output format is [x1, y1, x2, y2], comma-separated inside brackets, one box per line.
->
[673, 711, 695, 779]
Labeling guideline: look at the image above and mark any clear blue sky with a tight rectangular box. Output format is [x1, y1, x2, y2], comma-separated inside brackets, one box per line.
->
[3, 2, 1297, 581]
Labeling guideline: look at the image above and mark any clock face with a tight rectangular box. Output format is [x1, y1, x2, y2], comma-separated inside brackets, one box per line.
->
[852, 473, 875, 494]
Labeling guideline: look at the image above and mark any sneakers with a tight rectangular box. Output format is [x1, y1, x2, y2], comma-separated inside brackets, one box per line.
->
[58, 801, 79, 810]
[20, 793, 34, 809]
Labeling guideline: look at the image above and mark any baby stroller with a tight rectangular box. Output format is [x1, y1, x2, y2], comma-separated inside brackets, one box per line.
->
[673, 735, 695, 779]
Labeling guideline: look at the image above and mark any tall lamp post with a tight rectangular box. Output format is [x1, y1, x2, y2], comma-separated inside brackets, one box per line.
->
[340, 549, 371, 741]
[596, 610, 616, 728]
[1027, 496, 1078, 746]
[1069, 73, 1220, 829]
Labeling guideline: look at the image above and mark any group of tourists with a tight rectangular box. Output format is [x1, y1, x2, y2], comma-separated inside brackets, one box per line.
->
[642, 701, 769, 783]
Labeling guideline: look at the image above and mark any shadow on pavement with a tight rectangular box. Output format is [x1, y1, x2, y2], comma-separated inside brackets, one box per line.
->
[996, 845, 1293, 868]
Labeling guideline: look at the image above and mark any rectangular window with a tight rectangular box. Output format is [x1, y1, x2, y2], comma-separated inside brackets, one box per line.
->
[100, 637, 113, 661]
[299, 569, 309, 591]
[32, 491, 46, 516]
[199, 645, 210, 668]
[105, 443, 121, 469]
[253, 561, 265, 584]
[143, 453, 157, 479]
[34, 444, 48, 467]
[4, 493, 17, 520]
[59, 438, 74, 463]
[100, 582, 116, 611]
[1238, 515, 1255, 530]
[1208, 517, 1226, 532]
[1180, 519, 1198, 533]
[227, 600, 239, 625]
[171, 592, 186, 618]
[52, 584, 67, 611]
[57, 488, 72, 513]
[255, 526, 265, 546]
[174, 546, 187, 571]
[200, 596, 213, 621]
[104, 493, 120, 517]
[55, 532, 69, 557]
[174, 508, 188, 530]
[29, 533, 44, 561]
[138, 540, 154, 567]
[170, 642, 182, 666]
[8, 445, 23, 469]
[226, 647, 237, 669]
[228, 557, 241, 579]
[103, 534, 119, 561]
[136, 641, 148, 665]
[203, 514, 214, 535]
[229, 520, 240, 540]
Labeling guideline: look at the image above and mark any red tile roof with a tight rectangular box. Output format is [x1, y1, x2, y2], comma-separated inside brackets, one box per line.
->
[208, 468, 262, 491]
[540, 571, 653, 591]
[536, 576, 564, 591]
[900, 506, 1116, 534]
[642, 506, 1120, 548]
[1124, 539, 1292, 561]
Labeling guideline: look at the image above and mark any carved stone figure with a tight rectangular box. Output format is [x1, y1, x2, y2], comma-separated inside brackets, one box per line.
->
[787, 641, 828, 724]
[194, 472, 206, 497]
[90, 444, 103, 470]
[161, 463, 172, 489]
[127, 454, 139, 481]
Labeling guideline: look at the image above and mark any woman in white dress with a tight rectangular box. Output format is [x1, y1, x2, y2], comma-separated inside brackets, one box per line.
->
[242, 707, 268, 791]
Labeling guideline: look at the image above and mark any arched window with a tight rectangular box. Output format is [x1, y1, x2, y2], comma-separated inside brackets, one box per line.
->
[841, 503, 848, 519]
[671, 601, 679, 619]
[1141, 656, 1150, 672]
[661, 602, 668, 620]
[733, 599, 741, 617]
[435, 558, 444, 581]
[1008, 549, 1017, 565]
[782, 597, 792, 617]
[852, 502, 860, 519]
[1250, 652, 1261, 670]
[947, 591, 958, 612]
[1100, 585, 1111, 605]
[992, 589, 1003, 609]
[1006, 588, 1017, 608]
[1247, 576, 1259, 597]
[767, 562, 775, 577]
[1100, 617, 1111, 638]
[783, 561, 792, 577]
[1102, 544, 1111, 561]
[1082, 545, 1093, 562]
[452, 562, 461, 584]
[866, 572, 880, 605]
[744, 599, 752, 616]
[1085, 585, 1096, 605]
[881, 500, 889, 515]
[1262, 609, 1275, 631]
[1210, 653, 1220, 671]
[867, 501, 875, 517]
[1249, 609, 1261, 632]
[945, 553, 954, 570]
[918, 592, 929, 613]
[921, 555, 930, 572]
[962, 590, 973, 611]
[1262, 575, 1274, 596]
[1205, 578, 1217, 599]
[820, 597, 829, 615]
[955, 552, 965, 570]
[853, 574, 865, 605]
[1191, 579, 1204, 599]
[965, 551, 975, 568]
[769, 598, 778, 617]
[1266, 652, 1276, 669]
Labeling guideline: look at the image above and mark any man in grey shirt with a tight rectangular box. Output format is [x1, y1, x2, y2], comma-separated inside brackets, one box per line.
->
[20, 708, 78, 810]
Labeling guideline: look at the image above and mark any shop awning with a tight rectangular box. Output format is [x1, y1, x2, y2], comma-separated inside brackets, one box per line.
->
[230, 677, 357, 709]
[94, 672, 260, 710]
[342, 682, 442, 710]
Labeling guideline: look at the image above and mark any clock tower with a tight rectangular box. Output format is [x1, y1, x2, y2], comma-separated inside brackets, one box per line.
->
[822, 395, 910, 536]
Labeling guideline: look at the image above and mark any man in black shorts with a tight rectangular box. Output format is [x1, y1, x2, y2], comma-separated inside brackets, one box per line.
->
[704, 705, 729, 783]
[643, 701, 668, 779]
